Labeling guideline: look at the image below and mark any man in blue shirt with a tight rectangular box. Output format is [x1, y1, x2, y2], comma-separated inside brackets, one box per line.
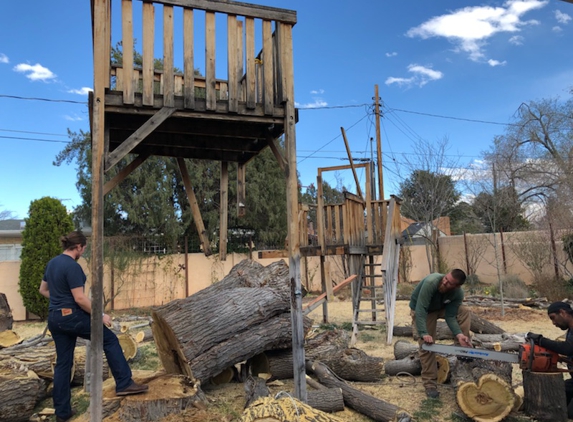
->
[409, 269, 472, 398]
[39, 231, 148, 422]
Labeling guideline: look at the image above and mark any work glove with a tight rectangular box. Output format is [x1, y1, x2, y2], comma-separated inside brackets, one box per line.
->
[526, 332, 543, 345]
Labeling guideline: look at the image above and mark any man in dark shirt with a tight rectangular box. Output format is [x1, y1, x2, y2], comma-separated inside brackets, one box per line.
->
[527, 301, 573, 419]
[409, 269, 472, 398]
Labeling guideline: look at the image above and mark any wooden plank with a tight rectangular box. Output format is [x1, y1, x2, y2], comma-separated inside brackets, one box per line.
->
[326, 205, 333, 244]
[174, 75, 183, 95]
[237, 163, 246, 217]
[303, 275, 357, 315]
[317, 163, 368, 174]
[324, 260, 333, 302]
[177, 157, 212, 256]
[276, 23, 287, 104]
[245, 17, 256, 109]
[237, 20, 244, 101]
[219, 162, 229, 261]
[103, 152, 151, 195]
[227, 15, 238, 112]
[205, 11, 216, 110]
[105, 106, 176, 171]
[365, 162, 373, 244]
[163, 5, 175, 107]
[122, 0, 134, 104]
[262, 20, 274, 115]
[255, 56, 263, 103]
[183, 8, 195, 109]
[142, 2, 154, 106]
[320, 256, 328, 323]
[153, 0, 297, 24]
[340, 127, 363, 200]
[334, 204, 341, 244]
[316, 174, 325, 254]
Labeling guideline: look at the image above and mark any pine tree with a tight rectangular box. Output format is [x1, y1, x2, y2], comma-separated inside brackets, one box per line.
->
[19, 197, 74, 320]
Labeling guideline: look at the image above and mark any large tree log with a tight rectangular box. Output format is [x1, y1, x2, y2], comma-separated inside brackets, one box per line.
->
[0, 293, 13, 331]
[393, 340, 418, 360]
[307, 388, 345, 413]
[0, 369, 45, 422]
[456, 374, 515, 422]
[523, 371, 568, 422]
[152, 260, 309, 383]
[393, 312, 505, 340]
[450, 357, 513, 387]
[384, 355, 421, 376]
[308, 360, 412, 422]
[244, 375, 270, 408]
[0, 330, 22, 348]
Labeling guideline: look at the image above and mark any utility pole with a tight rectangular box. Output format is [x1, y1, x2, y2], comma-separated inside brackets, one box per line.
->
[374, 85, 384, 201]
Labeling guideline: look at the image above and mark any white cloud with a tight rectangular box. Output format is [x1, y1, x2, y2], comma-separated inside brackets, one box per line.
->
[295, 99, 327, 109]
[385, 52, 398, 57]
[386, 64, 443, 88]
[406, 0, 548, 62]
[13, 63, 56, 81]
[508, 35, 524, 45]
[0, 53, 8, 64]
[487, 59, 507, 67]
[64, 114, 84, 122]
[310, 89, 324, 95]
[552, 26, 563, 32]
[68, 87, 93, 95]
[555, 10, 572, 25]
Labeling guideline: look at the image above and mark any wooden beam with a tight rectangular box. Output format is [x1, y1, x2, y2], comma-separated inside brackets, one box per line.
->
[122, 0, 134, 104]
[374, 84, 384, 201]
[262, 20, 274, 115]
[257, 249, 288, 259]
[227, 15, 238, 113]
[245, 17, 256, 109]
[318, 162, 368, 173]
[302, 275, 357, 315]
[340, 127, 363, 200]
[105, 106, 176, 171]
[177, 157, 212, 256]
[267, 137, 287, 173]
[183, 8, 195, 109]
[163, 5, 175, 107]
[103, 152, 151, 195]
[237, 163, 246, 218]
[142, 2, 155, 106]
[205, 12, 216, 111]
[154, 0, 297, 24]
[219, 162, 229, 261]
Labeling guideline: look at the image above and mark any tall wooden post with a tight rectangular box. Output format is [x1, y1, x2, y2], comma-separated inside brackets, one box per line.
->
[220, 162, 229, 261]
[280, 22, 306, 402]
[374, 85, 384, 201]
[90, 1, 108, 420]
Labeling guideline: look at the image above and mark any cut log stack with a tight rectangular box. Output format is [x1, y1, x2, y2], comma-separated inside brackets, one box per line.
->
[151, 260, 312, 384]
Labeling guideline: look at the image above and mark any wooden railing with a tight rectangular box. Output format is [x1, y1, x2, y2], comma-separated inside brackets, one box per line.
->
[94, 0, 296, 114]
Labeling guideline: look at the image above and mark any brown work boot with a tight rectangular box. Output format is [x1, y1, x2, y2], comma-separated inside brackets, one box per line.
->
[116, 381, 149, 396]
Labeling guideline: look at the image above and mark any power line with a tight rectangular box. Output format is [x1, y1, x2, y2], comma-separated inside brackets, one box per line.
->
[0, 135, 69, 144]
[0, 94, 87, 105]
[0, 128, 69, 138]
[385, 106, 518, 127]
[298, 103, 369, 110]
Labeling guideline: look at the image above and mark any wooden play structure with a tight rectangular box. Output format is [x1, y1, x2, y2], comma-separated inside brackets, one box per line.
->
[89, 0, 304, 419]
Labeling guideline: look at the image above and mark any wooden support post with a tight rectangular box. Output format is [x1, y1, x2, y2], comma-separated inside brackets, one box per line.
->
[121, 0, 134, 105]
[103, 152, 151, 195]
[205, 11, 216, 111]
[320, 256, 328, 323]
[142, 2, 155, 106]
[227, 15, 238, 112]
[177, 157, 212, 256]
[220, 162, 228, 261]
[374, 84, 384, 201]
[183, 8, 195, 109]
[340, 127, 363, 200]
[90, 2, 109, 420]
[316, 173, 325, 254]
[163, 5, 174, 107]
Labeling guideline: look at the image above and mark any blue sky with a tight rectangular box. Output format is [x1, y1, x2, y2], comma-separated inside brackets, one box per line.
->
[1, 0, 572, 219]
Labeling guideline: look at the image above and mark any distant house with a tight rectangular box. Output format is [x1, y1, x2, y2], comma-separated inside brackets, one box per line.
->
[0, 219, 25, 261]
[401, 216, 451, 246]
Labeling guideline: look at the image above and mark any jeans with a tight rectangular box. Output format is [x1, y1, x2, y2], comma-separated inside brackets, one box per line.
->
[48, 308, 133, 419]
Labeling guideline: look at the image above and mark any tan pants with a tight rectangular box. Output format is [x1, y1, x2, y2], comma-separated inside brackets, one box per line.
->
[410, 305, 471, 388]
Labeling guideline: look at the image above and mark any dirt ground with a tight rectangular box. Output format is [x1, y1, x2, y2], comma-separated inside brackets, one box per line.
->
[11, 298, 566, 422]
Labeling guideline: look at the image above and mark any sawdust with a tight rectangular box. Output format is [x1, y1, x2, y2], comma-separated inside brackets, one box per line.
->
[13, 299, 563, 421]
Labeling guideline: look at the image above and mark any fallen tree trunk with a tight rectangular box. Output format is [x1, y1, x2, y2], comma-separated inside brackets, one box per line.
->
[470, 312, 505, 334]
[393, 340, 418, 360]
[308, 360, 412, 422]
[152, 260, 311, 383]
[384, 355, 421, 376]
[307, 388, 345, 413]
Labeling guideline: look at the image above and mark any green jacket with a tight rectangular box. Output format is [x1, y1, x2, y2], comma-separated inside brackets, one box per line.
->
[409, 273, 464, 337]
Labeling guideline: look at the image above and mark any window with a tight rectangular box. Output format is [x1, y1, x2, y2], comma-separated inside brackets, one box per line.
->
[0, 244, 22, 261]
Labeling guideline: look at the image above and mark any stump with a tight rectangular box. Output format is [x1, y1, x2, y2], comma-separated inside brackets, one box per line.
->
[523, 371, 567, 422]
[0, 293, 13, 331]
[0, 330, 22, 348]
[456, 374, 515, 422]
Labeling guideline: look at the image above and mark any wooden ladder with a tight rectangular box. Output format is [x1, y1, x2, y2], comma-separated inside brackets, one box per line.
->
[350, 255, 385, 346]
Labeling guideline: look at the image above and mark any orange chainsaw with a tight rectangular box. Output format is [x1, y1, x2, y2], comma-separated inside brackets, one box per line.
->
[422, 339, 565, 372]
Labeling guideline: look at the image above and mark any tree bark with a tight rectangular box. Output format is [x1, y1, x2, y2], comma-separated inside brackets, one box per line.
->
[0, 369, 44, 422]
[308, 360, 412, 422]
[470, 312, 505, 334]
[0, 293, 13, 331]
[244, 375, 270, 408]
[152, 260, 310, 383]
[523, 371, 568, 422]
[393, 340, 418, 360]
[307, 388, 345, 413]
[384, 355, 421, 376]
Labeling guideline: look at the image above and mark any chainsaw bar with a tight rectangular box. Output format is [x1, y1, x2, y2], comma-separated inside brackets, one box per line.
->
[422, 343, 520, 363]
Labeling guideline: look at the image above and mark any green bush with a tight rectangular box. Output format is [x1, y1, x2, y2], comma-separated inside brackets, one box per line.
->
[533, 274, 573, 302]
[19, 197, 74, 320]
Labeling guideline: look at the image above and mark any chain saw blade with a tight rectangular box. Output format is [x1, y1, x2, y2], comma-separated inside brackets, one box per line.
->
[422, 343, 520, 363]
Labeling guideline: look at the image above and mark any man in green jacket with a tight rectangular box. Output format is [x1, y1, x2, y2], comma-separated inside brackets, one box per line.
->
[409, 269, 472, 398]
